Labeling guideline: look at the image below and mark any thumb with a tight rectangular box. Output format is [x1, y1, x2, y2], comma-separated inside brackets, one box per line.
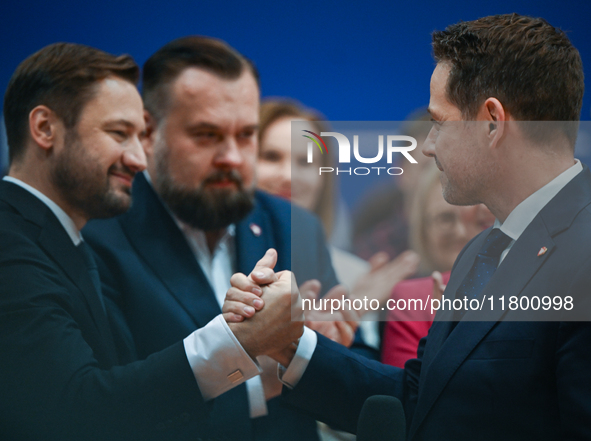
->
[250, 249, 278, 284]
[252, 248, 277, 273]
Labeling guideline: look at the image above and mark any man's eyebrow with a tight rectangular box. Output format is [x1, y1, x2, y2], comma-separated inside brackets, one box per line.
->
[187, 122, 220, 130]
[104, 119, 137, 129]
[186, 122, 259, 132]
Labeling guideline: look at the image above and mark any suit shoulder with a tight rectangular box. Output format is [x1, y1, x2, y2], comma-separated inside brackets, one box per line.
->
[0, 210, 44, 262]
[0, 215, 71, 308]
[255, 191, 322, 227]
[254, 191, 290, 217]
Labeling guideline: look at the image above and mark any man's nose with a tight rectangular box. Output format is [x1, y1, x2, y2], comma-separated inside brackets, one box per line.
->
[422, 137, 435, 158]
[422, 127, 438, 158]
[123, 136, 147, 172]
[214, 138, 243, 168]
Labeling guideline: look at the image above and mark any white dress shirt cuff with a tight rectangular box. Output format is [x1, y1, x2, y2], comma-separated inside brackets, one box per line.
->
[278, 326, 317, 389]
[183, 314, 262, 401]
[245, 374, 268, 418]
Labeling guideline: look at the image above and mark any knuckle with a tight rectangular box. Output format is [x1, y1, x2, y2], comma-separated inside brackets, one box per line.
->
[231, 272, 246, 285]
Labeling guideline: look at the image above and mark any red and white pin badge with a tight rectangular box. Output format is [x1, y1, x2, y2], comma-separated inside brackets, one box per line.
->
[537, 247, 548, 257]
[249, 223, 262, 237]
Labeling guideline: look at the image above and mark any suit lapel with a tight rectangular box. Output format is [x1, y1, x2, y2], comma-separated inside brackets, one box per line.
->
[0, 182, 117, 361]
[37, 225, 118, 358]
[409, 166, 591, 439]
[410, 217, 555, 438]
[120, 175, 221, 326]
[235, 198, 275, 276]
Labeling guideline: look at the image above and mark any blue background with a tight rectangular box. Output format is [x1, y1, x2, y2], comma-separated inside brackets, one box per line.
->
[2, 0, 591, 205]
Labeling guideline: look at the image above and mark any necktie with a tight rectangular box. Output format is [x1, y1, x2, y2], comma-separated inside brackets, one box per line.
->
[453, 228, 512, 321]
[78, 241, 106, 313]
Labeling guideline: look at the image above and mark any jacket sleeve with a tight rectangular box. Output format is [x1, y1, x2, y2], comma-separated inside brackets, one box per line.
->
[282, 332, 420, 434]
[0, 231, 211, 441]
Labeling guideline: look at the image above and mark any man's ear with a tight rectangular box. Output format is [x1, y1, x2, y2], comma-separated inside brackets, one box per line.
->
[142, 110, 158, 159]
[29, 105, 61, 151]
[480, 97, 506, 148]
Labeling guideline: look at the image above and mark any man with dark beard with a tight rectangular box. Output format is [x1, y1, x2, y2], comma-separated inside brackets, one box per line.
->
[83, 36, 341, 441]
[0, 42, 304, 441]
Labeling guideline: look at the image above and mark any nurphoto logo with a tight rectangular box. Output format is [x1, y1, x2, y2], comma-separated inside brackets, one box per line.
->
[303, 129, 418, 176]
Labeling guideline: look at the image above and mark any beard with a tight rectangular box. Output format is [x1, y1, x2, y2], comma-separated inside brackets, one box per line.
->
[153, 147, 255, 231]
[51, 131, 133, 219]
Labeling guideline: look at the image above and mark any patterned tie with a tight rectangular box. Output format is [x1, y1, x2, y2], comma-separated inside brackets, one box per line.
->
[453, 228, 512, 321]
[78, 241, 106, 313]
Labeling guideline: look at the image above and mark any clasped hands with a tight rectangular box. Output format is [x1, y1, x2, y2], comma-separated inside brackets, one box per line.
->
[223, 249, 359, 368]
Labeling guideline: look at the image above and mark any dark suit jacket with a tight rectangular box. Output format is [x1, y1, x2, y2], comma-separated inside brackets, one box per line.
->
[0, 181, 211, 441]
[83, 173, 339, 441]
[283, 167, 591, 440]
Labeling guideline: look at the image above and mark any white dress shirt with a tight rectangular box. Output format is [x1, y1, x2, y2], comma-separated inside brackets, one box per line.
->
[176, 219, 269, 418]
[279, 159, 584, 388]
[2, 176, 261, 402]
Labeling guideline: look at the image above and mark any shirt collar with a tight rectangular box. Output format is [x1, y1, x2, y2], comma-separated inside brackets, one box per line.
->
[175, 218, 236, 257]
[494, 159, 583, 241]
[3, 176, 82, 245]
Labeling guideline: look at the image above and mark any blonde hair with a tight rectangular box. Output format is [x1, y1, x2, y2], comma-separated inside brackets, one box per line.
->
[409, 161, 443, 274]
[259, 98, 335, 236]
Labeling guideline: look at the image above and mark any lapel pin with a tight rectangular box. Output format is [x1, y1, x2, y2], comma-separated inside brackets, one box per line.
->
[537, 247, 548, 257]
[249, 223, 262, 237]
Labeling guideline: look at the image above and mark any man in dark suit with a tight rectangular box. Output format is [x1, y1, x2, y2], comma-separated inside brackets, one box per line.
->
[83, 36, 346, 441]
[0, 42, 303, 441]
[232, 14, 591, 440]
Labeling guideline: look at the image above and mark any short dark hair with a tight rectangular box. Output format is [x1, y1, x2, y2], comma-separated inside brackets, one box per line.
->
[3, 42, 139, 163]
[432, 14, 584, 146]
[142, 36, 260, 122]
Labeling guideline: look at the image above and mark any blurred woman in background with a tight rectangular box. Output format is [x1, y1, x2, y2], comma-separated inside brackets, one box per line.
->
[257, 99, 419, 345]
[258, 98, 420, 441]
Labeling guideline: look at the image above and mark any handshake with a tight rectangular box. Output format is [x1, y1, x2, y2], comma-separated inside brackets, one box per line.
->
[222, 249, 359, 367]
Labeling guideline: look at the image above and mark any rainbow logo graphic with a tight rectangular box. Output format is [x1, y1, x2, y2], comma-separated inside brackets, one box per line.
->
[302, 130, 328, 154]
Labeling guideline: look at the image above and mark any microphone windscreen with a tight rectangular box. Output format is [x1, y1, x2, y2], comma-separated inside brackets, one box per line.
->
[357, 395, 406, 441]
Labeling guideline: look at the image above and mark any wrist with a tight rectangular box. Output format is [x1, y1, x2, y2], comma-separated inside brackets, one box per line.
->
[270, 342, 298, 367]
[228, 322, 259, 359]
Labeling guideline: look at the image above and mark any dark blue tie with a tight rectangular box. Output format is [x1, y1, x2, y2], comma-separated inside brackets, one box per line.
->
[454, 228, 512, 320]
[78, 241, 106, 313]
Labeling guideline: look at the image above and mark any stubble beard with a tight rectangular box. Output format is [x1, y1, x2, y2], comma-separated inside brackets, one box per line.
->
[439, 162, 487, 207]
[51, 131, 133, 220]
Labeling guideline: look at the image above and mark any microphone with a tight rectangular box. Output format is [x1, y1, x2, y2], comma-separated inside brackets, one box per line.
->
[357, 395, 406, 441]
